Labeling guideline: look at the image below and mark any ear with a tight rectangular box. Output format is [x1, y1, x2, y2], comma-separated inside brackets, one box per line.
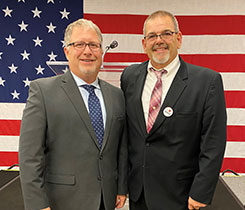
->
[64, 47, 69, 60]
[142, 38, 147, 53]
[176, 31, 182, 49]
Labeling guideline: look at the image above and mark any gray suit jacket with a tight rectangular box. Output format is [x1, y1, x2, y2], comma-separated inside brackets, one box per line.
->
[19, 70, 128, 210]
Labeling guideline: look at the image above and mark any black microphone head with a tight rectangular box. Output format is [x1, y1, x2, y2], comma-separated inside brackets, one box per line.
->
[109, 40, 118, 49]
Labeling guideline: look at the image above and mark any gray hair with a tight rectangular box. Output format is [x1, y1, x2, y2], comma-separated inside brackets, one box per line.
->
[64, 18, 103, 47]
[143, 10, 179, 36]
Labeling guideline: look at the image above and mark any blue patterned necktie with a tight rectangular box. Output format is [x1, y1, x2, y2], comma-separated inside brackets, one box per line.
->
[82, 84, 104, 149]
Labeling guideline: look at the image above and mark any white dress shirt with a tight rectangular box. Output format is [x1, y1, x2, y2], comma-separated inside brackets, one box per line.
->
[142, 55, 180, 125]
[71, 72, 106, 128]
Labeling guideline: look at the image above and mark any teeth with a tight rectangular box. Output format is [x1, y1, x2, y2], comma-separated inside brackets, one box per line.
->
[82, 59, 93, 62]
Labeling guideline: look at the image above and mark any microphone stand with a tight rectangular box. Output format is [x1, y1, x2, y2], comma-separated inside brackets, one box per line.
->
[101, 46, 110, 69]
[101, 40, 118, 69]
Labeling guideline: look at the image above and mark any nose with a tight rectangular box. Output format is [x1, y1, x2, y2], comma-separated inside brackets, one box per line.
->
[83, 44, 93, 54]
[155, 34, 164, 42]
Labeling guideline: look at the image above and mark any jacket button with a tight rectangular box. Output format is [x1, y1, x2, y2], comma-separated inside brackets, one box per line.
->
[99, 155, 103, 160]
[98, 176, 102, 181]
[146, 143, 150, 146]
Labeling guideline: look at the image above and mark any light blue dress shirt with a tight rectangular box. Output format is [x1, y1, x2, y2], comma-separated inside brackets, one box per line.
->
[71, 71, 106, 128]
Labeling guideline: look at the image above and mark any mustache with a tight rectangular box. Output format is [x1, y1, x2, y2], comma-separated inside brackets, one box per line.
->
[152, 43, 169, 50]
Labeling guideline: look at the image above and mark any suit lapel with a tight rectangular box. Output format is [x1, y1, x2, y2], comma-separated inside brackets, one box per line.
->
[134, 62, 149, 137]
[99, 79, 112, 152]
[149, 58, 188, 136]
[60, 71, 100, 148]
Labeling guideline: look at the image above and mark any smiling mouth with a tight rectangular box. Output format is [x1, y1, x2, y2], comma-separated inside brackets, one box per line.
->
[152, 44, 168, 51]
[80, 59, 95, 62]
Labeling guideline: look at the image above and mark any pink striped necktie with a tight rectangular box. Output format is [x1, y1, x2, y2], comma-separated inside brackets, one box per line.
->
[147, 68, 167, 133]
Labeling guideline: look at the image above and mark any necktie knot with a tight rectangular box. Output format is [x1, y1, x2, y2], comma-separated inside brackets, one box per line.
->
[82, 84, 96, 94]
[150, 67, 167, 80]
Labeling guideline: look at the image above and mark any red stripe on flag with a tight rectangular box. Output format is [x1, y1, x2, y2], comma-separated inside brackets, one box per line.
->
[104, 53, 245, 73]
[0, 152, 18, 167]
[221, 158, 245, 173]
[0, 120, 21, 136]
[225, 91, 245, 108]
[84, 14, 245, 35]
[227, 126, 245, 142]
[181, 54, 245, 73]
[177, 15, 245, 35]
[84, 14, 146, 34]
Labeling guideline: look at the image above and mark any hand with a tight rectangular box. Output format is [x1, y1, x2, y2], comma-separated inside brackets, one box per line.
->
[41, 208, 51, 210]
[188, 197, 207, 210]
[115, 195, 127, 208]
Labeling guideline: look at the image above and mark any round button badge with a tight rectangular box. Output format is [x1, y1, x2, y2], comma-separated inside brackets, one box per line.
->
[163, 107, 173, 117]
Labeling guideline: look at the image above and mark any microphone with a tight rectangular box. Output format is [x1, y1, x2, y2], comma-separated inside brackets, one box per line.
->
[101, 40, 118, 69]
[109, 40, 118, 49]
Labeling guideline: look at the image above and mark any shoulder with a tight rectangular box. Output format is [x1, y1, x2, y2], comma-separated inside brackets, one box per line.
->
[99, 79, 123, 95]
[31, 74, 62, 86]
[123, 61, 148, 74]
[179, 59, 221, 84]
[121, 61, 148, 83]
[183, 60, 219, 77]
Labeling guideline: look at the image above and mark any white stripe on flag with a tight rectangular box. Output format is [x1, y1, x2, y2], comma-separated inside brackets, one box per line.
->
[0, 103, 25, 119]
[84, 0, 245, 15]
[224, 141, 245, 158]
[227, 108, 245, 126]
[0, 136, 19, 152]
[102, 34, 245, 54]
[0, 104, 245, 126]
[221, 73, 245, 91]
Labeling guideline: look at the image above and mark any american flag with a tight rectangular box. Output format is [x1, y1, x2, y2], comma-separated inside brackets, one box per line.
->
[0, 0, 83, 168]
[1, 0, 245, 175]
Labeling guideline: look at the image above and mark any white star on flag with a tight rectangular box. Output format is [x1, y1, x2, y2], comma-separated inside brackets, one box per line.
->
[23, 78, 31, 87]
[47, 0, 55, 4]
[6, 35, 16, 45]
[18, 0, 25, 2]
[21, 50, 30, 60]
[48, 51, 57, 61]
[46, 22, 56, 33]
[8, 64, 18, 74]
[32, 7, 42, 18]
[0, 52, 3, 59]
[62, 66, 69, 73]
[60, 8, 70, 19]
[61, 40, 65, 48]
[33, 36, 43, 47]
[35, 65, 45, 74]
[18, 21, 28, 32]
[0, 77, 6, 87]
[2, 6, 13, 17]
[11, 90, 20, 100]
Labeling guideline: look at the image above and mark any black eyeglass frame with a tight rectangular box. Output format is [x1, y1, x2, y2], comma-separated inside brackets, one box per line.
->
[144, 30, 178, 41]
[66, 41, 102, 51]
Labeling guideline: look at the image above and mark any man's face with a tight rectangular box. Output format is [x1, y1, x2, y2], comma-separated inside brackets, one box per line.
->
[64, 26, 103, 83]
[142, 15, 182, 69]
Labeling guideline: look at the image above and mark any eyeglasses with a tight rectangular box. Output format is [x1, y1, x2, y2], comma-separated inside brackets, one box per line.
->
[67, 41, 102, 51]
[144, 30, 178, 42]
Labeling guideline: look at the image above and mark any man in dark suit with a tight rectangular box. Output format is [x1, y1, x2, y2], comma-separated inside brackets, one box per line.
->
[120, 10, 226, 210]
[19, 18, 128, 210]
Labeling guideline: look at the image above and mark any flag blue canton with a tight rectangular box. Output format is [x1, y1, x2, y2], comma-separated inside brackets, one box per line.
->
[0, 0, 83, 103]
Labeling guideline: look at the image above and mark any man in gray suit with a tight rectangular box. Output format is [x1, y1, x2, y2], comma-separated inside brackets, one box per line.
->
[19, 18, 128, 210]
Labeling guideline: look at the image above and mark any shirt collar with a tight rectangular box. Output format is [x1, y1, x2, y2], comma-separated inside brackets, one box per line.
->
[70, 71, 100, 90]
[148, 55, 180, 76]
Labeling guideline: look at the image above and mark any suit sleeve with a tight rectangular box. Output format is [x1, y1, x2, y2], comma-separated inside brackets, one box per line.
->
[19, 81, 49, 210]
[189, 73, 227, 204]
[117, 90, 128, 195]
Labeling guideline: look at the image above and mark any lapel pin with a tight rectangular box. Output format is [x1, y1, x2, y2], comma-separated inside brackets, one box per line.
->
[163, 107, 173, 117]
